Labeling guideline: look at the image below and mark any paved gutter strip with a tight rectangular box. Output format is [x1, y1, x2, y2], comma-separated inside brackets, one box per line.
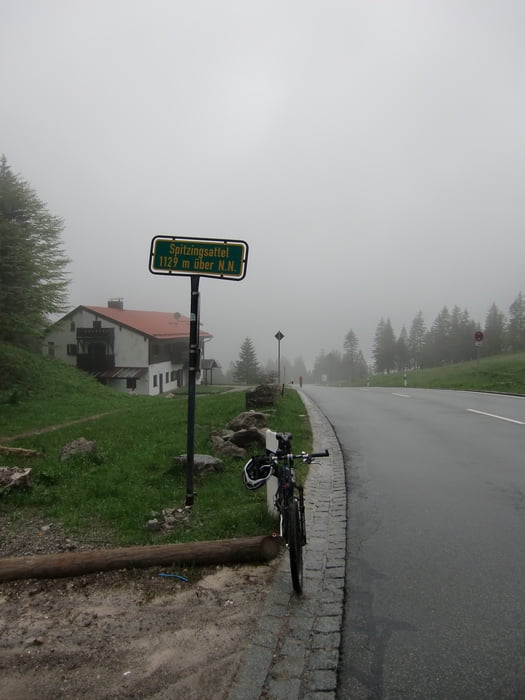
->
[227, 392, 347, 700]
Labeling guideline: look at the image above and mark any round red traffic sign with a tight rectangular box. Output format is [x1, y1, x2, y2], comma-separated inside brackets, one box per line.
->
[474, 331, 484, 342]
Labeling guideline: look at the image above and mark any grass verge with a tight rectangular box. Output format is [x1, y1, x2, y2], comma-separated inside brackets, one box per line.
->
[1, 384, 312, 547]
[369, 351, 525, 394]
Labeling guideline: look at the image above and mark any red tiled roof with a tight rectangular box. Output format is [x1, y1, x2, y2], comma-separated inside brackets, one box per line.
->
[83, 306, 212, 340]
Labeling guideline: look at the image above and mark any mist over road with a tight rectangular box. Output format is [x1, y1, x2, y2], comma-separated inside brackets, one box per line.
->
[304, 386, 525, 699]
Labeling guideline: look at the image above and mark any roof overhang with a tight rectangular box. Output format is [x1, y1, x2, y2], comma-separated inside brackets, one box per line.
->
[89, 367, 147, 379]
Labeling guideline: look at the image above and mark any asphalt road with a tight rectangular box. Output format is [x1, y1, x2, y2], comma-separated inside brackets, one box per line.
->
[303, 386, 525, 700]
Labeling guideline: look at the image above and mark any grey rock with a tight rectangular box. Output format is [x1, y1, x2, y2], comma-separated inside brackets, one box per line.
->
[60, 437, 97, 461]
[173, 453, 224, 475]
[228, 428, 266, 449]
[226, 410, 269, 431]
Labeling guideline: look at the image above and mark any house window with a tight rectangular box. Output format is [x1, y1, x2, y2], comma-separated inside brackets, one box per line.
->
[171, 370, 176, 381]
[152, 344, 160, 357]
[93, 320, 101, 329]
[165, 372, 169, 383]
[70, 321, 75, 331]
[67, 343, 77, 356]
[153, 375, 158, 387]
[126, 378, 136, 390]
[48, 341, 55, 357]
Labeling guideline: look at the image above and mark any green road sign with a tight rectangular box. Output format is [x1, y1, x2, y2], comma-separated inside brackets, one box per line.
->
[149, 236, 248, 280]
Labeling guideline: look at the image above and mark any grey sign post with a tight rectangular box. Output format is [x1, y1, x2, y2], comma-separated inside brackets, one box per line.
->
[150, 236, 248, 506]
[275, 331, 284, 387]
[474, 330, 484, 386]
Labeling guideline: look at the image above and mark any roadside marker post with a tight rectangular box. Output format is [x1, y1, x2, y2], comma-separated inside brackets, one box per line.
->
[149, 236, 249, 506]
[474, 330, 484, 386]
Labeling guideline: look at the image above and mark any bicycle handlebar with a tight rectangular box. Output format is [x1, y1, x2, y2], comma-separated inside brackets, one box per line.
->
[271, 448, 329, 461]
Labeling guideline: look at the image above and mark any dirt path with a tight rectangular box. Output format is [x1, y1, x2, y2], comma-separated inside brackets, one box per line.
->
[0, 411, 122, 443]
[0, 564, 278, 699]
[1, 407, 280, 697]
[0, 515, 279, 699]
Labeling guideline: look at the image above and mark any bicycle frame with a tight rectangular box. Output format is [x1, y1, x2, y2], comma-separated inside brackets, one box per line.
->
[243, 430, 328, 594]
[272, 453, 307, 547]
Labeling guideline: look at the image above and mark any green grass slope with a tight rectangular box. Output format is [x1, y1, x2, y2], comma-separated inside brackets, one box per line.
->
[0, 342, 312, 547]
[0, 341, 131, 436]
[369, 352, 525, 394]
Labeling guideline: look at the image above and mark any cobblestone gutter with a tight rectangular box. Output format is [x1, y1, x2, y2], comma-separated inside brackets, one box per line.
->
[228, 391, 347, 700]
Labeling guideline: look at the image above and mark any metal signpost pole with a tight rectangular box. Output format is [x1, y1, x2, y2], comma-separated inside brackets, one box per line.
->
[149, 236, 248, 509]
[474, 330, 484, 387]
[185, 275, 200, 507]
[275, 331, 284, 388]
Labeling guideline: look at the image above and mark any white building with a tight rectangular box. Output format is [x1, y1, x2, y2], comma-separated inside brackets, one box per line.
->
[43, 299, 213, 395]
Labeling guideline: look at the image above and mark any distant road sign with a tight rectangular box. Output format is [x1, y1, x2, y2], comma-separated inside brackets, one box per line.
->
[149, 236, 248, 280]
[474, 331, 484, 342]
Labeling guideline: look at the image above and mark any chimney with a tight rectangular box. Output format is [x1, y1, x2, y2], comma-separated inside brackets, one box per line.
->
[108, 298, 124, 310]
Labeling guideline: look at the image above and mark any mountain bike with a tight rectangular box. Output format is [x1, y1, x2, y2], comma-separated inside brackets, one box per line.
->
[243, 431, 329, 594]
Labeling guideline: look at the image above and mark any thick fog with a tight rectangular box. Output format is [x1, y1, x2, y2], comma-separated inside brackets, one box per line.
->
[2, 0, 524, 371]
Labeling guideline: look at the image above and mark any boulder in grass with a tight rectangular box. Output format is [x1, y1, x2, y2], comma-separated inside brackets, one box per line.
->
[210, 435, 248, 459]
[226, 410, 269, 431]
[173, 453, 224, 476]
[245, 385, 275, 410]
[60, 437, 98, 462]
[228, 428, 266, 449]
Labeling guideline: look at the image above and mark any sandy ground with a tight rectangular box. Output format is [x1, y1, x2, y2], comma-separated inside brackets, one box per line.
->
[0, 516, 279, 699]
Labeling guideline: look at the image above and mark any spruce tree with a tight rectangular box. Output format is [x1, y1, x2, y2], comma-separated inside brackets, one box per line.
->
[233, 337, 262, 384]
[483, 303, 506, 356]
[0, 157, 70, 346]
[507, 292, 525, 352]
[373, 318, 397, 373]
[408, 311, 427, 370]
[427, 306, 451, 366]
[396, 326, 410, 371]
[449, 306, 477, 363]
[343, 329, 367, 383]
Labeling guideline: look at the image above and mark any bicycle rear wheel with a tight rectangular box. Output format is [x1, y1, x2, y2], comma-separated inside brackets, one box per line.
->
[287, 498, 304, 594]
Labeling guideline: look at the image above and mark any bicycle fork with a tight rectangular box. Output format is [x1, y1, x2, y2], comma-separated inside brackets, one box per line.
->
[278, 485, 307, 547]
[297, 485, 307, 546]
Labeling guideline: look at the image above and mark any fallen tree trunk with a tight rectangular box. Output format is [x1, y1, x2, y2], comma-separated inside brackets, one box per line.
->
[0, 445, 43, 457]
[0, 535, 282, 582]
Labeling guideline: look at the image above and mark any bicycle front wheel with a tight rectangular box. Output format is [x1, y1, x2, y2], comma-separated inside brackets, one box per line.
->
[287, 498, 304, 594]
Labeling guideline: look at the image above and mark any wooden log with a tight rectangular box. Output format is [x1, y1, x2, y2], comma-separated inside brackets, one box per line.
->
[0, 535, 282, 582]
[0, 445, 43, 457]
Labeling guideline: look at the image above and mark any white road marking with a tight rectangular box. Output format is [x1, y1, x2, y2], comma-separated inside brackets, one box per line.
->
[467, 409, 525, 425]
[392, 393, 410, 398]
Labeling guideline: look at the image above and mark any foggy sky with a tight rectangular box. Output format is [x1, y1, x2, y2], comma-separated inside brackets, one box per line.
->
[2, 0, 524, 371]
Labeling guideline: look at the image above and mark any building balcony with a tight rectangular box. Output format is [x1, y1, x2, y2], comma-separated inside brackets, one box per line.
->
[77, 354, 116, 372]
[77, 327, 115, 341]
